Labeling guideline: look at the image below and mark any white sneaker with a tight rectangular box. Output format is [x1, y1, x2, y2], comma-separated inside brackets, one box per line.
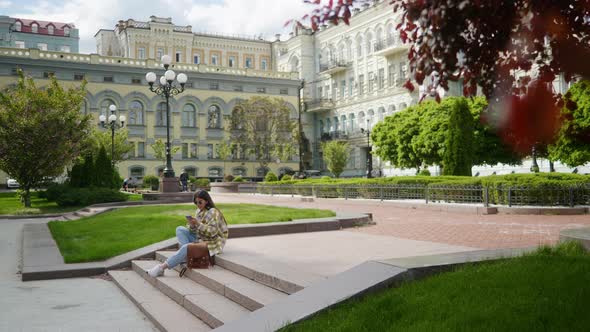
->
[147, 264, 164, 277]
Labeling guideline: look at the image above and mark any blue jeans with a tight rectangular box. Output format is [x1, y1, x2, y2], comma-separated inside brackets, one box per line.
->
[181, 181, 188, 192]
[165, 226, 199, 269]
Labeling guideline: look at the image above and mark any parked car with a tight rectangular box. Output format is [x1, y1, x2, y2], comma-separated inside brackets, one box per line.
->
[304, 170, 322, 178]
[6, 178, 19, 189]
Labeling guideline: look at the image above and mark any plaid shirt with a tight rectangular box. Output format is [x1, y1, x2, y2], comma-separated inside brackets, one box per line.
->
[189, 207, 229, 255]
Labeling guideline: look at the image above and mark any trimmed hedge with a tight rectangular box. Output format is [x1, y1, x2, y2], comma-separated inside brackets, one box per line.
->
[43, 184, 128, 207]
[256, 173, 590, 206]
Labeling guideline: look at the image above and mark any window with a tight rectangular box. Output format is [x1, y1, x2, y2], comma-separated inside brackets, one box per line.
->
[61, 45, 71, 53]
[231, 107, 245, 130]
[333, 82, 338, 100]
[74, 73, 85, 81]
[193, 54, 201, 64]
[349, 76, 354, 96]
[190, 144, 198, 159]
[211, 54, 218, 66]
[137, 142, 145, 158]
[245, 57, 253, 68]
[358, 74, 364, 95]
[182, 104, 196, 127]
[233, 167, 246, 176]
[280, 88, 288, 95]
[157, 48, 164, 60]
[175, 51, 181, 62]
[138, 47, 146, 59]
[63, 26, 70, 36]
[156, 102, 167, 126]
[15, 41, 25, 49]
[340, 80, 346, 98]
[128, 101, 144, 125]
[399, 61, 407, 84]
[233, 85, 243, 92]
[103, 76, 113, 82]
[209, 82, 219, 90]
[209, 167, 222, 177]
[131, 78, 141, 84]
[228, 56, 236, 68]
[257, 87, 266, 93]
[130, 166, 145, 179]
[100, 99, 116, 119]
[182, 143, 189, 159]
[208, 105, 220, 128]
[378, 68, 385, 89]
[47, 25, 54, 35]
[261, 59, 268, 70]
[388, 62, 395, 87]
[368, 72, 374, 93]
[31, 23, 38, 33]
[43, 71, 55, 78]
[14, 21, 21, 32]
[207, 144, 214, 159]
[37, 43, 47, 51]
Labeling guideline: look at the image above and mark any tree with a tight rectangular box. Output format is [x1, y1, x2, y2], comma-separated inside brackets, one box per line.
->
[442, 98, 473, 176]
[227, 96, 298, 168]
[216, 141, 233, 178]
[298, 1, 590, 152]
[93, 145, 116, 188]
[84, 127, 134, 164]
[321, 140, 349, 178]
[549, 80, 590, 167]
[151, 139, 180, 166]
[0, 71, 90, 207]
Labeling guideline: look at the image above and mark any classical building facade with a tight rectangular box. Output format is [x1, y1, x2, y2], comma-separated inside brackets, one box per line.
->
[0, 47, 301, 185]
[0, 15, 79, 53]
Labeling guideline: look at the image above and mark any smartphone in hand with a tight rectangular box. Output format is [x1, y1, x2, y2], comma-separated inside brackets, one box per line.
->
[185, 215, 193, 221]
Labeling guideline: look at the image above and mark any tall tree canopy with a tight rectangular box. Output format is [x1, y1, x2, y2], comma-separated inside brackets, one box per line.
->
[0, 71, 90, 207]
[297, 0, 590, 152]
[321, 140, 349, 178]
[227, 96, 298, 168]
[84, 127, 134, 164]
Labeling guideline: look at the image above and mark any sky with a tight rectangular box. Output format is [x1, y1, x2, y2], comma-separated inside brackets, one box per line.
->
[0, 0, 313, 54]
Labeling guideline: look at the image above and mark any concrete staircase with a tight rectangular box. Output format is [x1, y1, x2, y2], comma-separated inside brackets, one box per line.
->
[109, 250, 313, 332]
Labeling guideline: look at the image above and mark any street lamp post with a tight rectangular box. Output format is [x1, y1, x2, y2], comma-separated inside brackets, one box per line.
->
[99, 104, 125, 167]
[145, 55, 187, 192]
[361, 119, 373, 178]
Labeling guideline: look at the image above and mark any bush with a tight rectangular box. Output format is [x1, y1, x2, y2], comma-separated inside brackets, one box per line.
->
[142, 175, 160, 190]
[194, 178, 210, 187]
[233, 176, 245, 182]
[419, 169, 431, 176]
[224, 174, 235, 182]
[55, 187, 128, 207]
[265, 171, 278, 182]
[281, 174, 293, 181]
[321, 175, 332, 180]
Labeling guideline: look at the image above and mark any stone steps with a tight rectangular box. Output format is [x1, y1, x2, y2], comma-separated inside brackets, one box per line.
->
[109, 270, 211, 332]
[110, 249, 309, 331]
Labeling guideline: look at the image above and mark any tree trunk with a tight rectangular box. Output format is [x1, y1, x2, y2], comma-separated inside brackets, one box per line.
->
[549, 160, 555, 172]
[23, 188, 31, 208]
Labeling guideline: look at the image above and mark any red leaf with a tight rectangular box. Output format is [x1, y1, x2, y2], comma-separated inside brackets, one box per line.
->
[403, 80, 415, 92]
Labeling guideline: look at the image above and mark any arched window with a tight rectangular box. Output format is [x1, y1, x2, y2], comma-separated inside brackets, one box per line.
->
[358, 112, 366, 130]
[346, 40, 353, 60]
[128, 101, 144, 125]
[232, 167, 247, 177]
[338, 42, 345, 62]
[379, 107, 386, 122]
[319, 120, 324, 135]
[326, 118, 332, 133]
[256, 167, 270, 177]
[399, 102, 408, 111]
[356, 36, 363, 58]
[333, 117, 339, 132]
[231, 107, 245, 129]
[31, 23, 38, 33]
[208, 166, 223, 177]
[388, 104, 396, 115]
[64, 26, 70, 36]
[130, 166, 145, 180]
[289, 56, 299, 72]
[182, 104, 196, 127]
[387, 24, 396, 44]
[100, 99, 116, 119]
[47, 25, 54, 35]
[14, 21, 21, 32]
[376, 27, 383, 48]
[208, 105, 220, 128]
[156, 102, 167, 126]
[341, 115, 347, 134]
[367, 109, 375, 129]
[365, 32, 374, 54]
[349, 113, 356, 132]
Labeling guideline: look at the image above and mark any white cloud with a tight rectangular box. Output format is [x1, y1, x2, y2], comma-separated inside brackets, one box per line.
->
[0, 1, 11, 8]
[8, 0, 313, 54]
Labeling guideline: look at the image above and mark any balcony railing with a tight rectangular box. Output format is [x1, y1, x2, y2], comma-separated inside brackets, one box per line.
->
[304, 98, 334, 112]
[319, 60, 351, 74]
[320, 131, 348, 141]
[373, 37, 409, 56]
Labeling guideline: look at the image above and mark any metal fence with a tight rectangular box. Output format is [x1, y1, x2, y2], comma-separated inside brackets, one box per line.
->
[252, 184, 590, 207]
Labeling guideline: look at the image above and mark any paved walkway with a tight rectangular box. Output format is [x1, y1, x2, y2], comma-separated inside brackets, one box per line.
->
[213, 193, 590, 249]
[0, 217, 158, 332]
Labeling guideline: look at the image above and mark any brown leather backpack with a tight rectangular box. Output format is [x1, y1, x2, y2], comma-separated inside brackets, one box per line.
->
[179, 242, 214, 277]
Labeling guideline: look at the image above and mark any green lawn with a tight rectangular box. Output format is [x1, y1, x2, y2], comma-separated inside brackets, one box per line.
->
[0, 192, 82, 215]
[281, 242, 590, 331]
[48, 203, 336, 263]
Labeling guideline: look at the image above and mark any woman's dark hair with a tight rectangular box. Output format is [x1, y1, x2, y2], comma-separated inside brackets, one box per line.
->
[194, 190, 215, 209]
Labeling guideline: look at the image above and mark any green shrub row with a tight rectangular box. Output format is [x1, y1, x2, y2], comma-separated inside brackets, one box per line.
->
[41, 184, 128, 207]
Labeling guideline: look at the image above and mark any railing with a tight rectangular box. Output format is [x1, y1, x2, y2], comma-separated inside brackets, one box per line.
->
[374, 37, 406, 52]
[319, 60, 351, 73]
[252, 184, 590, 207]
[305, 98, 334, 110]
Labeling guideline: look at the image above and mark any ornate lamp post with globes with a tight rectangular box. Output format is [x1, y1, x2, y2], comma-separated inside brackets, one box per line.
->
[360, 119, 373, 178]
[145, 55, 188, 192]
[99, 104, 125, 167]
